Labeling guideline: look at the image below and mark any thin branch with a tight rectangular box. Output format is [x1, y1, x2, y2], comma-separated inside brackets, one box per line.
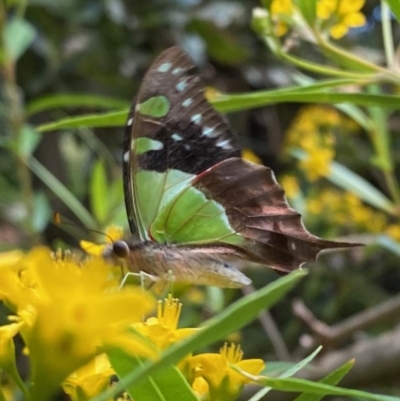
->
[242, 284, 291, 361]
[243, 322, 400, 401]
[292, 294, 400, 354]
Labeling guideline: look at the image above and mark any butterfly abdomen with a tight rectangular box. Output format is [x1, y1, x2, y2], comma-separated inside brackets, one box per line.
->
[126, 242, 251, 288]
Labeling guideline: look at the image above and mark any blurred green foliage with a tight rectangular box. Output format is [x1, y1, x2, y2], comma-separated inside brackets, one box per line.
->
[2, 0, 400, 398]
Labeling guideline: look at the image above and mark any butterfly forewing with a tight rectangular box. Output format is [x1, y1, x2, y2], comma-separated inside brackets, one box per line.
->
[124, 46, 239, 241]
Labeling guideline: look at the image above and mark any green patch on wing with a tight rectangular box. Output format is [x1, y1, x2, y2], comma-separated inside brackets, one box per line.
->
[136, 168, 244, 245]
[134, 137, 163, 155]
[148, 181, 241, 246]
[135, 169, 194, 237]
[137, 95, 170, 118]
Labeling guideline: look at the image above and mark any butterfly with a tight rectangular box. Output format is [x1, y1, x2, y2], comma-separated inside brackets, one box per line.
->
[106, 46, 358, 288]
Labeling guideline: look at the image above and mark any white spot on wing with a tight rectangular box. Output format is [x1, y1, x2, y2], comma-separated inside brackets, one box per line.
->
[202, 126, 214, 137]
[191, 114, 202, 124]
[172, 133, 183, 141]
[123, 151, 130, 162]
[216, 139, 231, 149]
[182, 98, 193, 107]
[184, 144, 191, 151]
[176, 80, 187, 92]
[157, 62, 172, 72]
[172, 67, 183, 75]
[127, 117, 133, 126]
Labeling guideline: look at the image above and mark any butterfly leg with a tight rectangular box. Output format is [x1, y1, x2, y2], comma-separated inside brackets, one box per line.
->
[119, 271, 160, 290]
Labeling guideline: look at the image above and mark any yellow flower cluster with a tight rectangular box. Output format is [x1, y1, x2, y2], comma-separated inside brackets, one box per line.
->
[267, 0, 366, 39]
[135, 295, 265, 401]
[80, 224, 124, 256]
[0, 247, 155, 401]
[280, 174, 300, 199]
[307, 189, 388, 233]
[284, 105, 358, 182]
[317, 0, 366, 39]
[270, 0, 295, 37]
[0, 249, 265, 401]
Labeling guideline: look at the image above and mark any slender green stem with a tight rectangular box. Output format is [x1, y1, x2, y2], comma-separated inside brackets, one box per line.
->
[381, 0, 395, 69]
[276, 46, 377, 80]
[314, 29, 400, 83]
[384, 170, 400, 205]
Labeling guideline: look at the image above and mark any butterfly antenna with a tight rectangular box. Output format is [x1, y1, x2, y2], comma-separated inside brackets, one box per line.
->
[53, 212, 115, 243]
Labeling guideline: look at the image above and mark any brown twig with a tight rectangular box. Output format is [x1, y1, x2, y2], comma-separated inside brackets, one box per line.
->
[242, 322, 400, 401]
[242, 284, 291, 361]
[293, 294, 400, 354]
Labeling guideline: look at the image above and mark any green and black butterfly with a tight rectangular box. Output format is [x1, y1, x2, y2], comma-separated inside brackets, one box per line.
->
[107, 46, 357, 288]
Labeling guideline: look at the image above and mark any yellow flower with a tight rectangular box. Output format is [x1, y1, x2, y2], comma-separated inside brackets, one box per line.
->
[204, 86, 222, 101]
[62, 354, 114, 401]
[80, 225, 124, 256]
[386, 224, 400, 241]
[317, 0, 366, 39]
[185, 343, 265, 401]
[0, 320, 25, 390]
[0, 250, 23, 265]
[0, 248, 42, 311]
[306, 189, 388, 234]
[299, 147, 334, 182]
[270, 0, 295, 36]
[282, 106, 358, 182]
[133, 294, 198, 350]
[242, 149, 263, 165]
[280, 175, 300, 198]
[0, 247, 156, 401]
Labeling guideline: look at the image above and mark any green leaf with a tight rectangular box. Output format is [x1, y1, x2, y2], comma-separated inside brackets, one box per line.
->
[385, 0, 400, 22]
[4, 18, 36, 62]
[90, 160, 109, 225]
[27, 157, 97, 229]
[335, 103, 374, 132]
[250, 347, 323, 401]
[35, 79, 395, 133]
[36, 109, 127, 132]
[328, 160, 395, 214]
[26, 94, 129, 116]
[34, 79, 364, 132]
[214, 92, 400, 114]
[375, 234, 400, 256]
[295, 0, 317, 26]
[108, 349, 199, 401]
[92, 270, 307, 401]
[293, 360, 354, 401]
[260, 376, 400, 401]
[367, 85, 392, 171]
[17, 125, 41, 158]
[278, 347, 322, 379]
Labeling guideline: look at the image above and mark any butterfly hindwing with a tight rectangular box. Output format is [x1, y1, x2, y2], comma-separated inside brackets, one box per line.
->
[191, 158, 356, 273]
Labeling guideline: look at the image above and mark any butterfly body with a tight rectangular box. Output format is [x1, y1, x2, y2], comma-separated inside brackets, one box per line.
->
[119, 241, 251, 288]
[110, 46, 359, 288]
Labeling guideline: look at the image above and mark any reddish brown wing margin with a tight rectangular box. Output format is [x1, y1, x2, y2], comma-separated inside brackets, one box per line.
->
[193, 157, 361, 273]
